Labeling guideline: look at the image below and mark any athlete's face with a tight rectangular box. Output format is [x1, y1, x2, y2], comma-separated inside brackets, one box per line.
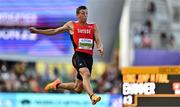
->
[77, 9, 88, 22]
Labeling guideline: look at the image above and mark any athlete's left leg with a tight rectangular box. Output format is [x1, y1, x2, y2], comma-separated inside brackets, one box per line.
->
[57, 79, 83, 93]
[44, 78, 83, 93]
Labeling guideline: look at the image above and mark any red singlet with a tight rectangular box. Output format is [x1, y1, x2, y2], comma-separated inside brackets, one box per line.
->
[71, 21, 95, 55]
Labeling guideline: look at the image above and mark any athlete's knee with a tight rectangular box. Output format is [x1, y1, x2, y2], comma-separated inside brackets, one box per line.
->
[82, 72, 90, 79]
[79, 68, 90, 79]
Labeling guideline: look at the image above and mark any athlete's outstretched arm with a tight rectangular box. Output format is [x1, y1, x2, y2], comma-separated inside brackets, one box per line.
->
[94, 24, 104, 55]
[29, 21, 72, 35]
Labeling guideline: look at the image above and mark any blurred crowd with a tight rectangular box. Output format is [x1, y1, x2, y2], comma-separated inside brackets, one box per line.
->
[94, 50, 122, 94]
[0, 51, 122, 94]
[132, 1, 176, 49]
[0, 61, 40, 92]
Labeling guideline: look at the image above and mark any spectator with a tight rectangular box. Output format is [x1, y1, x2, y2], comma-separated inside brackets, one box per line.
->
[160, 32, 169, 49]
[147, 1, 156, 15]
[133, 34, 141, 48]
[141, 31, 152, 48]
[144, 19, 153, 33]
[169, 34, 175, 47]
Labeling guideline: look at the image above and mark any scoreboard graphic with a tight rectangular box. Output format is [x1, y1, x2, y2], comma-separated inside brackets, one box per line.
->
[122, 66, 180, 107]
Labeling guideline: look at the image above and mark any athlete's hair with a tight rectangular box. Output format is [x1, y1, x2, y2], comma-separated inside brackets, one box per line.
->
[76, 6, 87, 15]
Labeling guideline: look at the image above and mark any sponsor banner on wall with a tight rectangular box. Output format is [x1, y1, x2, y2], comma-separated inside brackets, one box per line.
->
[0, 93, 123, 107]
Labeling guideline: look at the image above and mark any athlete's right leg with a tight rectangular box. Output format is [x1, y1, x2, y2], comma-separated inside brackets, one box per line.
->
[79, 67, 101, 105]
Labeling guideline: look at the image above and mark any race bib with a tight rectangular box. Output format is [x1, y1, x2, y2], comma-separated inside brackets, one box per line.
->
[79, 38, 93, 50]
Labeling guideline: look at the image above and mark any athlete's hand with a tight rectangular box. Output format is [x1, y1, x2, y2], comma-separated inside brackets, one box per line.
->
[29, 27, 38, 33]
[97, 46, 104, 56]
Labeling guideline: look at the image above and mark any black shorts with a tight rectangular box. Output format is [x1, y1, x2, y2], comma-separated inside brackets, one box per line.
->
[72, 51, 93, 80]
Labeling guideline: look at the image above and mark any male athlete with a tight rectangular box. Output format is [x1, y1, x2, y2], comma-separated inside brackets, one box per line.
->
[29, 6, 103, 105]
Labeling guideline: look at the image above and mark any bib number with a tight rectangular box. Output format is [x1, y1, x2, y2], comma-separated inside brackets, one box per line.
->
[79, 38, 93, 50]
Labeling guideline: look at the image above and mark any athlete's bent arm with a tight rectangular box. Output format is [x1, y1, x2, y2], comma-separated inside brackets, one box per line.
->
[29, 21, 72, 35]
[94, 24, 104, 55]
